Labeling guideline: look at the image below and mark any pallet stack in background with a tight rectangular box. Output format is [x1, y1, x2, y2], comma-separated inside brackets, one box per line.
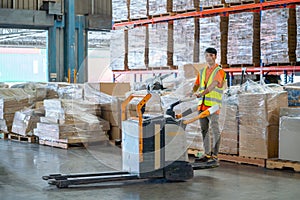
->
[261, 8, 289, 64]
[111, 0, 300, 73]
[227, 12, 253, 65]
[296, 5, 300, 61]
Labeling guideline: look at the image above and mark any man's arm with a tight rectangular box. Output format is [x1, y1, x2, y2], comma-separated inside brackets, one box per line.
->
[195, 80, 218, 98]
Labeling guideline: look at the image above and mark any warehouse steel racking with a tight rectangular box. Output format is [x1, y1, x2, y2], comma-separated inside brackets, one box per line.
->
[111, 0, 300, 84]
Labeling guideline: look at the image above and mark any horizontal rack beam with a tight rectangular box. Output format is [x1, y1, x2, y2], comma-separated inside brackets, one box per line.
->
[112, 66, 300, 76]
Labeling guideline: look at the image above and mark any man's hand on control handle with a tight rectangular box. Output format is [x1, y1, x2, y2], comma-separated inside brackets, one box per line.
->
[194, 92, 203, 98]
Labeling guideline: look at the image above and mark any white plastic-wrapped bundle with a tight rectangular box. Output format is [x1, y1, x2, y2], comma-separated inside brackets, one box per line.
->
[148, 23, 168, 68]
[174, 18, 194, 66]
[149, 0, 167, 15]
[296, 5, 300, 61]
[128, 26, 146, 69]
[224, 0, 242, 3]
[199, 16, 221, 64]
[110, 30, 125, 70]
[130, 0, 147, 19]
[200, 0, 222, 7]
[112, 0, 128, 21]
[228, 12, 253, 64]
[261, 8, 289, 64]
[173, 0, 195, 12]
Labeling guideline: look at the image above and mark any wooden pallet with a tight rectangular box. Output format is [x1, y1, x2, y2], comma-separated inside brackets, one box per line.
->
[263, 62, 297, 67]
[8, 133, 36, 143]
[150, 12, 175, 19]
[266, 159, 300, 172]
[228, 64, 254, 68]
[188, 148, 203, 157]
[0, 132, 8, 139]
[130, 16, 149, 22]
[39, 136, 106, 149]
[201, 4, 225, 10]
[227, 0, 255, 7]
[174, 9, 196, 14]
[218, 154, 266, 167]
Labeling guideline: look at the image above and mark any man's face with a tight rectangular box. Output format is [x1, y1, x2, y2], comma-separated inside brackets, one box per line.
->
[205, 53, 216, 64]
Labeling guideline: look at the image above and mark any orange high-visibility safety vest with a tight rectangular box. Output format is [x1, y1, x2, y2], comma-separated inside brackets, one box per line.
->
[198, 65, 226, 107]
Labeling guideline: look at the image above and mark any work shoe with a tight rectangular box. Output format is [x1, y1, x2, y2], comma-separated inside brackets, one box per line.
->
[195, 154, 212, 162]
[209, 154, 219, 165]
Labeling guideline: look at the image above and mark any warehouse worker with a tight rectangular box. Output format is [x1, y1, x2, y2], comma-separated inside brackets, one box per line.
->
[192, 47, 226, 164]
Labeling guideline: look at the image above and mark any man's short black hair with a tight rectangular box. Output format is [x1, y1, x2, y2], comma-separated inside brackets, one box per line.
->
[205, 47, 217, 55]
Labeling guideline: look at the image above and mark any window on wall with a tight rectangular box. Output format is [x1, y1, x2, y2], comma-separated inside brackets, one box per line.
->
[0, 29, 48, 82]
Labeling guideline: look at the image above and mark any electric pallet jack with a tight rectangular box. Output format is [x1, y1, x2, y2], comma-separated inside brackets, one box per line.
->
[42, 93, 219, 188]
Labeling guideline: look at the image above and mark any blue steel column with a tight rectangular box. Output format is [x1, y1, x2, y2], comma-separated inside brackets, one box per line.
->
[48, 23, 57, 82]
[76, 15, 87, 83]
[65, 0, 76, 83]
[48, 20, 64, 82]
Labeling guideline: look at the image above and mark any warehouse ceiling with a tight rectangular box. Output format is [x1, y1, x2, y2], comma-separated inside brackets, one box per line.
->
[0, 28, 111, 48]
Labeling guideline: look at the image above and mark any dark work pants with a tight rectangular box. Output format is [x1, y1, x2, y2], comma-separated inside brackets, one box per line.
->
[199, 112, 221, 156]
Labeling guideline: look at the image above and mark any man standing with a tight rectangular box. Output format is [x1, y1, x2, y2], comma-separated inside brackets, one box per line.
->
[192, 47, 226, 164]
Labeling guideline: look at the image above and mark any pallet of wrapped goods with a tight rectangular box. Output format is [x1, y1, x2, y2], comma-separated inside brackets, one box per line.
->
[238, 90, 288, 159]
[261, 8, 289, 64]
[296, 5, 300, 61]
[227, 12, 254, 65]
[128, 26, 147, 69]
[0, 88, 35, 132]
[173, 0, 196, 12]
[199, 16, 221, 63]
[149, 0, 167, 16]
[173, 18, 194, 67]
[129, 0, 147, 19]
[112, 0, 128, 21]
[219, 104, 239, 155]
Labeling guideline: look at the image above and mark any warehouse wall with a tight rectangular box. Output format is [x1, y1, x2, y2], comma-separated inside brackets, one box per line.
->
[0, 0, 112, 15]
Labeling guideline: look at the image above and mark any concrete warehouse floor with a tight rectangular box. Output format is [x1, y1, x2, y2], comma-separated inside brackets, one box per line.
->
[1, 139, 300, 200]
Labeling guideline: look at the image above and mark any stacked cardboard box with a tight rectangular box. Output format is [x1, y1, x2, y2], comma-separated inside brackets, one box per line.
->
[174, 18, 194, 66]
[11, 109, 43, 136]
[228, 12, 253, 65]
[279, 107, 300, 162]
[57, 85, 84, 100]
[34, 99, 109, 142]
[239, 91, 288, 159]
[261, 9, 289, 64]
[0, 88, 34, 132]
[84, 82, 131, 140]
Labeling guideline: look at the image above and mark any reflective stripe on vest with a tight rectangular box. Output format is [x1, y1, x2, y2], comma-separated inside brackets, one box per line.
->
[198, 65, 225, 107]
